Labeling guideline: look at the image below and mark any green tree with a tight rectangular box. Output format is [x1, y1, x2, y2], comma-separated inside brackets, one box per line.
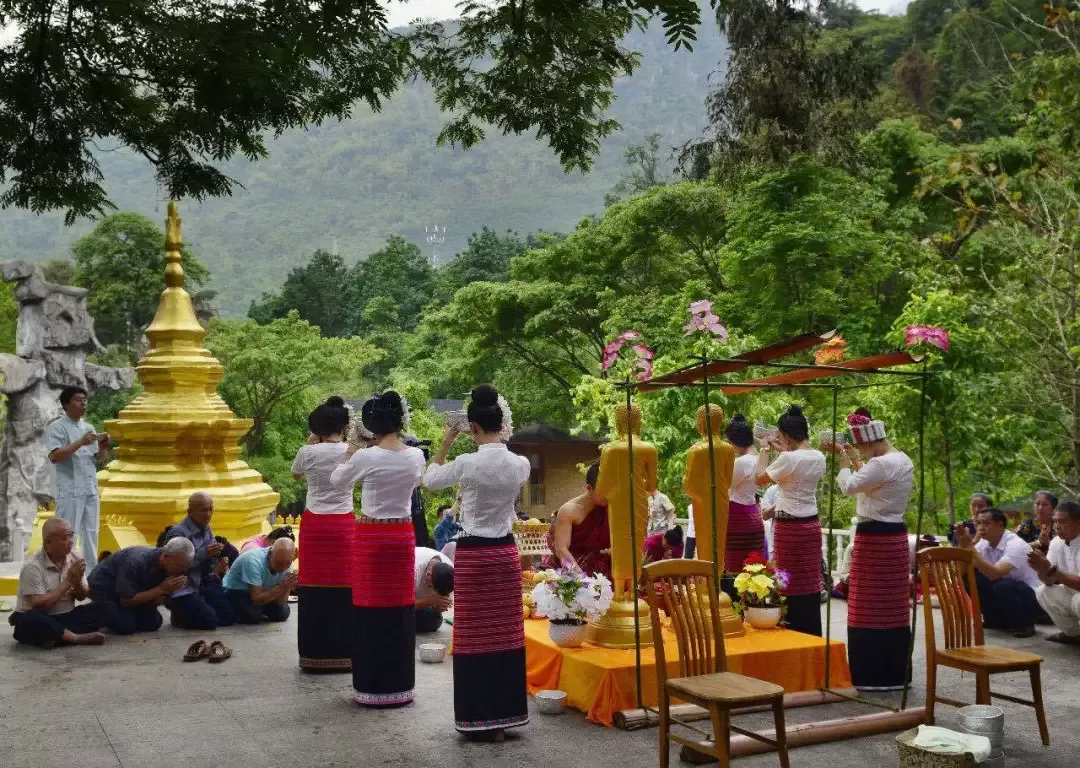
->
[206, 312, 383, 454]
[247, 249, 351, 336]
[0, 0, 713, 220]
[0, 282, 17, 354]
[346, 236, 434, 333]
[433, 228, 529, 305]
[604, 132, 670, 206]
[71, 212, 211, 350]
[41, 259, 75, 285]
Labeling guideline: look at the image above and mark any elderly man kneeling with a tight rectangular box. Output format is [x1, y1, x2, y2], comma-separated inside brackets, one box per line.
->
[222, 538, 297, 624]
[88, 539, 194, 635]
[9, 518, 105, 647]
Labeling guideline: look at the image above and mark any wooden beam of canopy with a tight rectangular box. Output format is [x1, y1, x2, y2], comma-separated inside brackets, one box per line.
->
[636, 330, 837, 393]
[717, 351, 921, 396]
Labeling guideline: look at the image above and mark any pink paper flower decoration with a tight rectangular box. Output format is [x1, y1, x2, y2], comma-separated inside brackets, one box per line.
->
[847, 412, 871, 427]
[684, 299, 728, 341]
[601, 332, 655, 380]
[904, 325, 950, 352]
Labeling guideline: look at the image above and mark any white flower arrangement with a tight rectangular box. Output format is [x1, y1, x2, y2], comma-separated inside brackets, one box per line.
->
[497, 394, 513, 440]
[530, 569, 613, 624]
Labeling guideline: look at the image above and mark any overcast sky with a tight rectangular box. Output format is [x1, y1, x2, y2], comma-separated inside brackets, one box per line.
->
[383, 0, 911, 27]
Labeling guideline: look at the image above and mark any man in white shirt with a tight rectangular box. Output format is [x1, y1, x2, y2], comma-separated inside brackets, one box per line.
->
[415, 546, 454, 633]
[957, 507, 1046, 637]
[647, 490, 676, 535]
[1028, 500, 1080, 645]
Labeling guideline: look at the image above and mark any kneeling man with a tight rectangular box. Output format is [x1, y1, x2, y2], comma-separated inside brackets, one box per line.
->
[163, 492, 235, 630]
[415, 546, 454, 633]
[88, 539, 193, 635]
[1029, 500, 1080, 645]
[9, 518, 104, 647]
[223, 538, 297, 624]
[957, 507, 1045, 638]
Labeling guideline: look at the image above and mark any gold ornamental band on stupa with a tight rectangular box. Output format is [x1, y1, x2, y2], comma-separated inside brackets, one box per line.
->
[97, 202, 279, 544]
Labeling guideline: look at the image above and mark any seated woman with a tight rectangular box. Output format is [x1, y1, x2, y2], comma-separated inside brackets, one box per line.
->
[1016, 490, 1057, 553]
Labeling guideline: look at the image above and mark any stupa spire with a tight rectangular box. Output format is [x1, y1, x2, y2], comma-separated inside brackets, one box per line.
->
[97, 202, 278, 545]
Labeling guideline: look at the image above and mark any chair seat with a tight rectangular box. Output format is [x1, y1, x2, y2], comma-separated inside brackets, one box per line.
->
[667, 672, 785, 704]
[939, 645, 1043, 671]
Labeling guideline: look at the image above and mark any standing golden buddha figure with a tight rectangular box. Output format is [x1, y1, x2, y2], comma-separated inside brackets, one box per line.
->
[587, 401, 655, 649]
[684, 403, 744, 638]
[97, 202, 279, 545]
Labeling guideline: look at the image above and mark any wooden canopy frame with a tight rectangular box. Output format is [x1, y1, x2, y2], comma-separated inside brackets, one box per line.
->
[609, 331, 932, 755]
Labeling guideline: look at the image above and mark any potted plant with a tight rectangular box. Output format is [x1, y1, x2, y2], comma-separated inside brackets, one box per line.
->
[733, 552, 789, 630]
[530, 569, 614, 648]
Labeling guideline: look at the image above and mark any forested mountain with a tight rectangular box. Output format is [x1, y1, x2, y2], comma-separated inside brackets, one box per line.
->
[0, 15, 725, 315]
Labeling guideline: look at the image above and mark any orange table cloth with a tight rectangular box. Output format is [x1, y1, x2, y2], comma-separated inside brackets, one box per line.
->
[525, 619, 851, 727]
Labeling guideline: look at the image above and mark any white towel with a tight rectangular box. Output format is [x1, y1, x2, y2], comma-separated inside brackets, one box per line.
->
[909, 725, 992, 762]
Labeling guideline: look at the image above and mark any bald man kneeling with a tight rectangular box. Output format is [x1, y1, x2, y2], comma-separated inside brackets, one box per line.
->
[222, 538, 298, 624]
[10, 518, 105, 648]
[161, 492, 237, 630]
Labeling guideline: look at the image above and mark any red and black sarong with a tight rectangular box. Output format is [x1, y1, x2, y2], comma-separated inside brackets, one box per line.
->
[297, 510, 355, 672]
[351, 517, 416, 707]
[453, 534, 528, 733]
[725, 501, 767, 575]
[773, 515, 823, 636]
[847, 520, 912, 690]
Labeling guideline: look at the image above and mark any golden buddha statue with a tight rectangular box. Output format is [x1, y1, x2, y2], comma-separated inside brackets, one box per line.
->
[684, 403, 744, 638]
[587, 401, 655, 649]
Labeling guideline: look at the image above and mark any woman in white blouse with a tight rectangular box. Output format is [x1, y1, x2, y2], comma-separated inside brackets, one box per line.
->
[724, 415, 768, 574]
[835, 408, 914, 691]
[755, 404, 826, 636]
[290, 396, 354, 673]
[424, 384, 530, 740]
[329, 392, 425, 708]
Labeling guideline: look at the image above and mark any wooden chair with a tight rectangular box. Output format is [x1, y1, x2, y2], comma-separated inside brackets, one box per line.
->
[643, 559, 789, 768]
[918, 547, 1049, 745]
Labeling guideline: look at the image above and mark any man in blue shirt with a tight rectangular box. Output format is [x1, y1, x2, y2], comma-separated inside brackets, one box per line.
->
[223, 538, 297, 624]
[162, 492, 236, 630]
[46, 386, 111, 567]
[88, 539, 194, 634]
[433, 505, 462, 551]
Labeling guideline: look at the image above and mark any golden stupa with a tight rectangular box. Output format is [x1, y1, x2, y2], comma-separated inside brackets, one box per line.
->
[97, 202, 279, 544]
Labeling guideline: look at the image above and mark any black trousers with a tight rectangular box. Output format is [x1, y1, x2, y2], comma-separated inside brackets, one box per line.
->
[415, 606, 444, 633]
[975, 571, 1047, 631]
[169, 580, 236, 630]
[226, 589, 291, 624]
[94, 600, 164, 635]
[10, 605, 104, 647]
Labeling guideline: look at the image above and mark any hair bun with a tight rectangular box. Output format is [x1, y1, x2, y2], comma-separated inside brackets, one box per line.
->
[378, 391, 404, 411]
[854, 406, 872, 419]
[787, 404, 804, 417]
[326, 396, 345, 409]
[731, 414, 748, 424]
[471, 383, 499, 408]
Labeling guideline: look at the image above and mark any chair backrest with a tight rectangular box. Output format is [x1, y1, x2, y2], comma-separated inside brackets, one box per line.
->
[918, 547, 984, 653]
[643, 559, 726, 682]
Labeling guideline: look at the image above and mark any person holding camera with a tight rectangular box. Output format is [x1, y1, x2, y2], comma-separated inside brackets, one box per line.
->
[46, 386, 111, 567]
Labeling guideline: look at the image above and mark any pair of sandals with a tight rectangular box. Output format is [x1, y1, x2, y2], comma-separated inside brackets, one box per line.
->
[183, 639, 232, 662]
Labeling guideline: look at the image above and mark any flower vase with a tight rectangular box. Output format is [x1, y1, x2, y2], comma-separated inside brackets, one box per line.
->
[744, 606, 782, 630]
[549, 619, 589, 648]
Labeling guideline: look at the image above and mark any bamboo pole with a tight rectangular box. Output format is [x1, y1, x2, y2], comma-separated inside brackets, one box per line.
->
[612, 688, 859, 731]
[726, 708, 926, 757]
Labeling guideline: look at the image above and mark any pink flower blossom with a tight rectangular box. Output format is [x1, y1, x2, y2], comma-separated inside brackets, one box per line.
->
[631, 343, 654, 360]
[616, 330, 641, 343]
[684, 300, 728, 340]
[847, 412, 871, 427]
[904, 325, 950, 352]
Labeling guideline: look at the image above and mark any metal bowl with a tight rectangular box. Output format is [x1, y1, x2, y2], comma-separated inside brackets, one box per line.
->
[958, 705, 1004, 749]
[418, 643, 447, 664]
[958, 705, 1004, 734]
[978, 750, 1005, 767]
[534, 689, 567, 715]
